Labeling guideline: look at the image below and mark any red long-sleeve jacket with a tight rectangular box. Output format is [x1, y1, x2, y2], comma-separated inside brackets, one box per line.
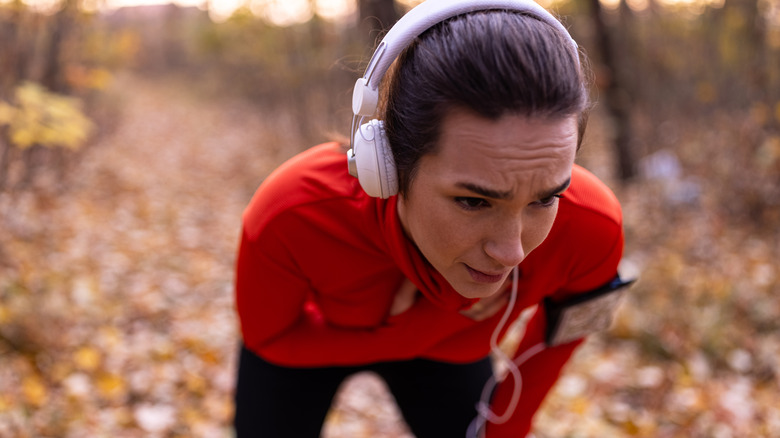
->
[235, 142, 624, 436]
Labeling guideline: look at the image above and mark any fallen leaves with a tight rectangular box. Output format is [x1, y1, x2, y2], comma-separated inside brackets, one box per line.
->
[21, 376, 48, 408]
[74, 346, 102, 372]
[0, 73, 275, 437]
[0, 72, 778, 437]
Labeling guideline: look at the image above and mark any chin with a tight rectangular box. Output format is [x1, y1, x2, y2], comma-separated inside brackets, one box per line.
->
[454, 282, 504, 299]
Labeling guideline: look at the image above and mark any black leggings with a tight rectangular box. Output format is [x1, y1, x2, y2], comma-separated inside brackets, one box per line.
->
[234, 345, 493, 438]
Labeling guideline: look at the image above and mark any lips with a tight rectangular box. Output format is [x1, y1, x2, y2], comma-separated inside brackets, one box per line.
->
[465, 265, 507, 284]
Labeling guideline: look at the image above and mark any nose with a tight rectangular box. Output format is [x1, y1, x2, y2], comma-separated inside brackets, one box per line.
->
[483, 218, 526, 268]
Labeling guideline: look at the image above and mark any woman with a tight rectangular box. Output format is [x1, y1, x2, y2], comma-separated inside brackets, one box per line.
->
[234, 0, 628, 436]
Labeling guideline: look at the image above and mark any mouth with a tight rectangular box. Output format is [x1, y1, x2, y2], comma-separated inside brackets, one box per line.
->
[465, 265, 507, 284]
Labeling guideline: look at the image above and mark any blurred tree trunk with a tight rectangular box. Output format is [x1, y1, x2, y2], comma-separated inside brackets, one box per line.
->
[0, 0, 27, 98]
[0, 2, 25, 190]
[724, 0, 766, 101]
[736, 0, 776, 131]
[358, 0, 399, 45]
[587, 0, 637, 182]
[41, 0, 78, 93]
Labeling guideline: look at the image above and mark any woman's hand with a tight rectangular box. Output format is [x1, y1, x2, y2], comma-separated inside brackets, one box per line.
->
[389, 278, 419, 316]
[459, 288, 511, 321]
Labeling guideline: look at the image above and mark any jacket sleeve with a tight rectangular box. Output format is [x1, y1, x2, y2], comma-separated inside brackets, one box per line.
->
[235, 219, 474, 367]
[484, 211, 625, 437]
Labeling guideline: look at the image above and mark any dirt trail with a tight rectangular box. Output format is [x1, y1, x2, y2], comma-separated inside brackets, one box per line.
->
[0, 73, 408, 437]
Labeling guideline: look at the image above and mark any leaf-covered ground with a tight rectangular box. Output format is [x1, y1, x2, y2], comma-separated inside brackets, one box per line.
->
[0, 74, 778, 437]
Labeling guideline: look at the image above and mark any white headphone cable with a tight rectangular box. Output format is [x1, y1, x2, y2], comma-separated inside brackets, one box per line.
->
[467, 266, 546, 437]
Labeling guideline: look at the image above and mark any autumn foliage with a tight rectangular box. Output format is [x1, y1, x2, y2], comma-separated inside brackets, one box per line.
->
[1, 0, 779, 437]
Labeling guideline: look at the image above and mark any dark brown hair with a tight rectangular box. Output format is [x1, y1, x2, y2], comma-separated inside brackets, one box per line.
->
[381, 10, 590, 195]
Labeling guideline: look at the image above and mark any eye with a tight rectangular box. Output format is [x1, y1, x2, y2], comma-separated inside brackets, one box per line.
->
[533, 194, 563, 208]
[455, 197, 490, 211]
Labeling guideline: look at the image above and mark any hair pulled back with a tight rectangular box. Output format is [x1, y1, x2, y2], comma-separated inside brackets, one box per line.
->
[382, 11, 589, 195]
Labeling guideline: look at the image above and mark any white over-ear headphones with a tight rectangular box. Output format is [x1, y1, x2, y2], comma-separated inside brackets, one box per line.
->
[346, 0, 579, 199]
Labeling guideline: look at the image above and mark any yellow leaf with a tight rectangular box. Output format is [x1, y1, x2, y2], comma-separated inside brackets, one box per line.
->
[10, 127, 36, 149]
[621, 420, 640, 435]
[182, 406, 205, 425]
[87, 68, 113, 90]
[0, 102, 15, 124]
[570, 396, 589, 415]
[16, 82, 46, 108]
[199, 349, 221, 365]
[40, 127, 61, 147]
[3, 81, 94, 150]
[46, 98, 73, 120]
[0, 394, 11, 412]
[22, 376, 48, 407]
[185, 373, 207, 395]
[0, 305, 9, 324]
[74, 346, 102, 371]
[96, 372, 127, 400]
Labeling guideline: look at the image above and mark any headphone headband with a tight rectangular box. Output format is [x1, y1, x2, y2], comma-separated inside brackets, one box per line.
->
[352, 0, 579, 117]
[348, 0, 581, 199]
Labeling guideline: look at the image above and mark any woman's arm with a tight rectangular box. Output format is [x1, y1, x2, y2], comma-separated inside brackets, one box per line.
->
[235, 225, 475, 367]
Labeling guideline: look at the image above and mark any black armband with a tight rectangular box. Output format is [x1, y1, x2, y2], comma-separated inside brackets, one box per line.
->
[544, 274, 635, 347]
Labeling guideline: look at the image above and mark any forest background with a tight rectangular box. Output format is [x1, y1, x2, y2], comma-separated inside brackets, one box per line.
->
[1, 0, 779, 436]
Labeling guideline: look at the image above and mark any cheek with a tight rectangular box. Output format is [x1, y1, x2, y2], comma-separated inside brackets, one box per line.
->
[410, 201, 471, 263]
[523, 207, 559, 252]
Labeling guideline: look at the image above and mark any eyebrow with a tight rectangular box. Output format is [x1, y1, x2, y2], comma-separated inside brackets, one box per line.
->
[455, 177, 571, 201]
[455, 182, 513, 200]
[536, 178, 572, 200]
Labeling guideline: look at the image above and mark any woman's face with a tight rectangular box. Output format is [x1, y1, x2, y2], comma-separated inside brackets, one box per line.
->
[397, 108, 578, 299]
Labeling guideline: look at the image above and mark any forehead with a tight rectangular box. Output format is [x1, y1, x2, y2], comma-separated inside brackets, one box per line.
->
[420, 109, 578, 191]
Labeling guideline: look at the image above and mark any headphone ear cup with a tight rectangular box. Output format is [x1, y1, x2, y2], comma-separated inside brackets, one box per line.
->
[353, 120, 399, 199]
[373, 121, 399, 198]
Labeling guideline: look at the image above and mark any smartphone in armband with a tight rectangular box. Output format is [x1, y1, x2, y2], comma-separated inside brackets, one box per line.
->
[544, 274, 636, 347]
